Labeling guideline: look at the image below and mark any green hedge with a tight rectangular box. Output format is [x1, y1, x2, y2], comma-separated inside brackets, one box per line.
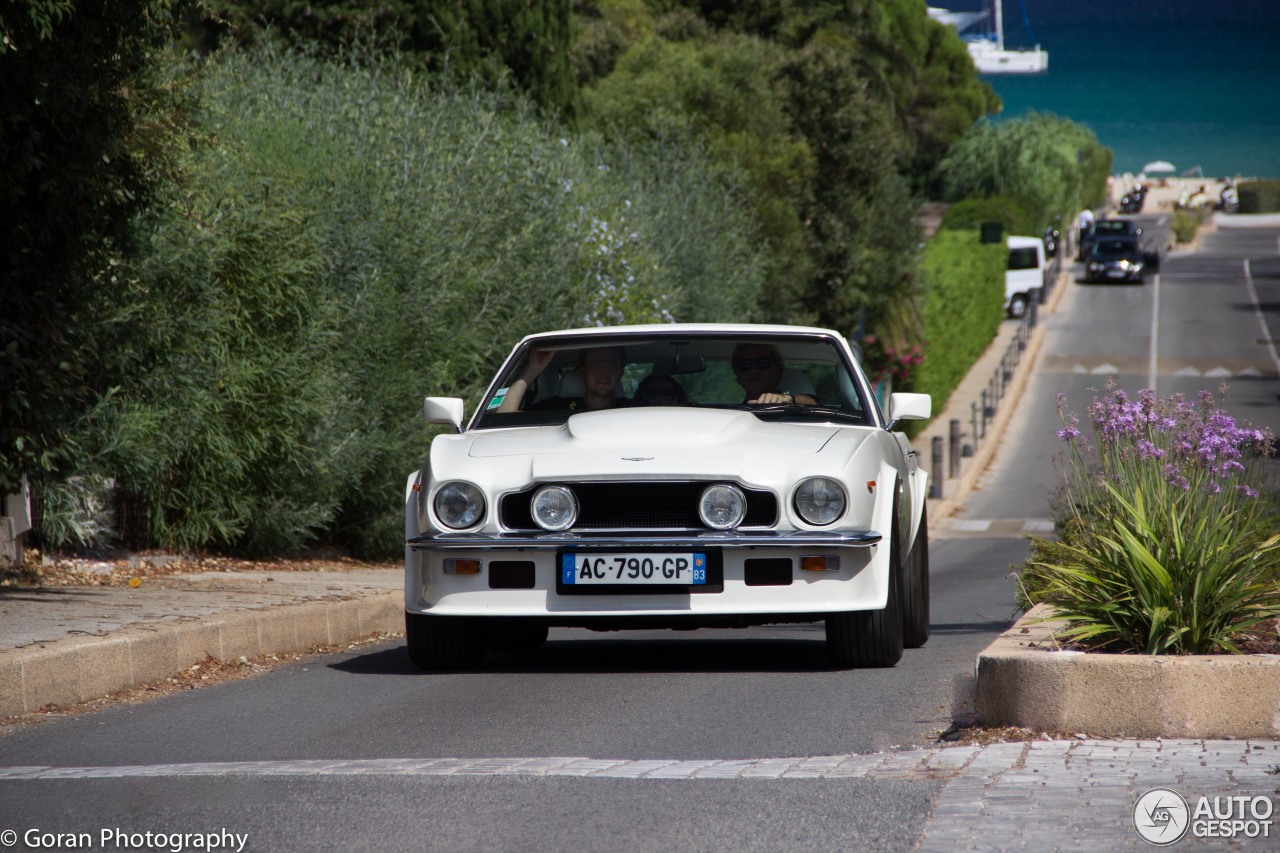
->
[1239, 180, 1280, 214]
[911, 229, 1006, 415]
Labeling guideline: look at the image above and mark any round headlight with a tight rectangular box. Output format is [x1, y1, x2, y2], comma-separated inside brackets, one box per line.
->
[699, 484, 746, 530]
[434, 481, 485, 529]
[531, 485, 578, 532]
[794, 477, 846, 526]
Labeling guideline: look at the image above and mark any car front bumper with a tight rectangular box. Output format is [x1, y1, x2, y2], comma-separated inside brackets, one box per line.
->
[405, 529, 889, 619]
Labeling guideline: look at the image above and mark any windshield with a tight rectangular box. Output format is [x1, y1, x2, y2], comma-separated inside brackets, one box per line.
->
[1091, 239, 1141, 259]
[472, 333, 873, 430]
[1008, 247, 1040, 271]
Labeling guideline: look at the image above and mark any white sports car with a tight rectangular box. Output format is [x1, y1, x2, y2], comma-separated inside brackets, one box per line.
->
[405, 324, 931, 669]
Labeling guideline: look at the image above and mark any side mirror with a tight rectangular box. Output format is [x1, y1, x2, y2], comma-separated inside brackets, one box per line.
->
[423, 397, 465, 432]
[888, 392, 931, 424]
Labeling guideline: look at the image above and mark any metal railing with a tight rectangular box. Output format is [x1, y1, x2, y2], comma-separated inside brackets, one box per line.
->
[928, 246, 1063, 500]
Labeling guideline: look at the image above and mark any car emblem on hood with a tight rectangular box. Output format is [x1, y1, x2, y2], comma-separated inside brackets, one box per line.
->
[622, 457, 653, 462]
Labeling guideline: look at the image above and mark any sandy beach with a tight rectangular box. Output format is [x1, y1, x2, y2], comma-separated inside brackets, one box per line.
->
[1107, 173, 1237, 213]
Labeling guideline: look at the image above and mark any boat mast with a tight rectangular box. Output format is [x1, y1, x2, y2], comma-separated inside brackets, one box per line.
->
[995, 0, 1004, 50]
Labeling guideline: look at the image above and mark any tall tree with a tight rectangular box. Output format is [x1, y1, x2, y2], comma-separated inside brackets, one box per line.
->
[0, 0, 183, 494]
[201, 0, 579, 118]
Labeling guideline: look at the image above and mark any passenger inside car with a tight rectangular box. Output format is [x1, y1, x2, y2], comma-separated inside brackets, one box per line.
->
[497, 346, 630, 413]
[635, 373, 689, 406]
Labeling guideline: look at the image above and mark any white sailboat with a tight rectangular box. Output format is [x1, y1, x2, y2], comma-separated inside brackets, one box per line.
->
[931, 1, 1048, 75]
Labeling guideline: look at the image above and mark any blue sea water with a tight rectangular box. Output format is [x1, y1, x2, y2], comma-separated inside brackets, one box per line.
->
[945, 0, 1280, 178]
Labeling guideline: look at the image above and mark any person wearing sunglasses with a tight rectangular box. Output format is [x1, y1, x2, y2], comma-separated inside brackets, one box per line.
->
[731, 342, 816, 406]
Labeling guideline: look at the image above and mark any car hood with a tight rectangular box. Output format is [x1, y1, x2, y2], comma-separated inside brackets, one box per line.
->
[464, 407, 852, 480]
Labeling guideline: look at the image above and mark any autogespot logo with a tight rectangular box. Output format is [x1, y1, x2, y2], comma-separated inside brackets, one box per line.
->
[1134, 788, 1191, 846]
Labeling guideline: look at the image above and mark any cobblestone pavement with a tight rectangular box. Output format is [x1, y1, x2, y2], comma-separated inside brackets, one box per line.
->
[4, 739, 1278, 850]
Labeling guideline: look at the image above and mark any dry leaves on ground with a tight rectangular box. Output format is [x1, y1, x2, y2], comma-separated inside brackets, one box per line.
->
[1, 548, 398, 589]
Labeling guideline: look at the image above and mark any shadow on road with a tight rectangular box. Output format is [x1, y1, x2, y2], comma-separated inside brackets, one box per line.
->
[327, 626, 911, 677]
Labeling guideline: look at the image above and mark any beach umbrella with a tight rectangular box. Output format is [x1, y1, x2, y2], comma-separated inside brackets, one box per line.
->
[1143, 160, 1176, 174]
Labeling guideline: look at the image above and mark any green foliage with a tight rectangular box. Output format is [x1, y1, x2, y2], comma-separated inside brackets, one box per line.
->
[1170, 208, 1202, 244]
[39, 43, 763, 557]
[780, 38, 919, 340]
[909, 230, 1005, 409]
[201, 0, 578, 117]
[939, 196, 1038, 239]
[1238, 180, 1280, 214]
[937, 113, 1111, 230]
[1030, 482, 1280, 654]
[583, 33, 816, 324]
[0, 0, 185, 496]
[1022, 384, 1280, 654]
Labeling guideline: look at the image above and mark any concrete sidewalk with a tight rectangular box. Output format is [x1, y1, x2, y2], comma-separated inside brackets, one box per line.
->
[0, 568, 402, 718]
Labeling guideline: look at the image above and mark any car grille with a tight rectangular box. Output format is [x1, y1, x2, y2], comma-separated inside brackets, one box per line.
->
[499, 481, 778, 531]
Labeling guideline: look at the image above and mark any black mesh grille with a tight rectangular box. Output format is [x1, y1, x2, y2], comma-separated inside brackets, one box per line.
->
[500, 482, 777, 531]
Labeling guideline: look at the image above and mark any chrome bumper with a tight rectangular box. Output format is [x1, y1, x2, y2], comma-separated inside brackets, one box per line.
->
[407, 529, 882, 551]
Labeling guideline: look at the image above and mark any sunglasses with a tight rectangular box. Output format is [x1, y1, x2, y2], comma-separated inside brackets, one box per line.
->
[734, 357, 775, 371]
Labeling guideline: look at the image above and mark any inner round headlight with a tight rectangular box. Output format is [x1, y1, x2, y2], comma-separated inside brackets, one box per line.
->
[434, 481, 485, 529]
[794, 477, 846, 526]
[532, 485, 578, 532]
[699, 484, 746, 530]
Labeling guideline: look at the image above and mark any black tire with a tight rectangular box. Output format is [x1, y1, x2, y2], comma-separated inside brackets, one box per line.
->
[902, 511, 930, 649]
[405, 612, 487, 671]
[825, 498, 905, 668]
[488, 619, 549, 652]
[1007, 294, 1028, 320]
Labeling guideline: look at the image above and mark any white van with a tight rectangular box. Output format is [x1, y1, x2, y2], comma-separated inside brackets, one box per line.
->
[1004, 235, 1046, 319]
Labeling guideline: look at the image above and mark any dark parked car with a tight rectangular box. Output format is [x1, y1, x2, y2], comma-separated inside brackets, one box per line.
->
[1079, 218, 1142, 259]
[1084, 237, 1148, 283]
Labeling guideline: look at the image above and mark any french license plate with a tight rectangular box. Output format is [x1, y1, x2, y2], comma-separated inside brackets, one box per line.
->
[1106, 270, 1125, 278]
[562, 552, 707, 586]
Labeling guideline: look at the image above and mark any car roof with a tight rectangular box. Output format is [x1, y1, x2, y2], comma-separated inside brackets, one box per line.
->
[1006, 235, 1043, 249]
[517, 323, 847, 345]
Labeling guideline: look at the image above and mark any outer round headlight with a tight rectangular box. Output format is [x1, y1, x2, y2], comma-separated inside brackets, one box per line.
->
[699, 484, 746, 530]
[794, 477, 846, 526]
[434, 481, 485, 529]
[532, 485, 578, 532]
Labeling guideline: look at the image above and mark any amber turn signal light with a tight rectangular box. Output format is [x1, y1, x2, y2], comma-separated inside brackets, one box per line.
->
[443, 558, 482, 575]
[800, 555, 840, 572]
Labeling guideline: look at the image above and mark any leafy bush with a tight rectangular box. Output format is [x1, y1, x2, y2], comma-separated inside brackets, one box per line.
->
[1238, 180, 1280, 214]
[937, 113, 1111, 231]
[43, 43, 764, 557]
[1021, 383, 1280, 654]
[1170, 208, 1202, 244]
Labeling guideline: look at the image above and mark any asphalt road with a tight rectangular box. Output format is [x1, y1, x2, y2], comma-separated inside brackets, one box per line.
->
[1, 217, 1276, 852]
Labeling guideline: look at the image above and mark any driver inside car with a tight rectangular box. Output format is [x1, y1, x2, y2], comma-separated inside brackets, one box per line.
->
[731, 343, 817, 406]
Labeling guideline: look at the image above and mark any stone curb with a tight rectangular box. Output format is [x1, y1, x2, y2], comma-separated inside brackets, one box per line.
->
[975, 604, 1280, 738]
[0, 590, 402, 718]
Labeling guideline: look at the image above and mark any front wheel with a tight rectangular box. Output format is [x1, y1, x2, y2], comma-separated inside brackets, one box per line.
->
[902, 512, 930, 649]
[406, 612, 488, 671]
[825, 504, 905, 668]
